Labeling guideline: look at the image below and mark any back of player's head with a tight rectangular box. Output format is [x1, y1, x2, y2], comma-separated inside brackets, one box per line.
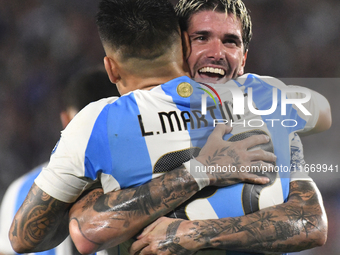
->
[62, 67, 119, 112]
[175, 0, 252, 52]
[96, 0, 181, 61]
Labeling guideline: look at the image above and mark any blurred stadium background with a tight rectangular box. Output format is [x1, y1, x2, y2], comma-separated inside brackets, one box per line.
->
[0, 0, 339, 254]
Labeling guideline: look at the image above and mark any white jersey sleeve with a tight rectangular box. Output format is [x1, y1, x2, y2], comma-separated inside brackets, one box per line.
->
[35, 97, 119, 203]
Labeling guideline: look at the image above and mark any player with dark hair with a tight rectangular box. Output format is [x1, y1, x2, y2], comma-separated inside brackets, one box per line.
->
[130, 1, 330, 254]
[0, 67, 118, 255]
[9, 1, 328, 255]
[9, 1, 275, 253]
[80, 1, 329, 255]
[72, 1, 327, 254]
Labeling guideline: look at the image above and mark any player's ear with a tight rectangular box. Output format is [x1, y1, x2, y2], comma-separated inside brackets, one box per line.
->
[182, 31, 191, 61]
[60, 111, 72, 129]
[60, 108, 78, 129]
[104, 56, 120, 84]
[238, 50, 248, 76]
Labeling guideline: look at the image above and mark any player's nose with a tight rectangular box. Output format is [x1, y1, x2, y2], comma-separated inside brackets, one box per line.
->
[206, 39, 225, 61]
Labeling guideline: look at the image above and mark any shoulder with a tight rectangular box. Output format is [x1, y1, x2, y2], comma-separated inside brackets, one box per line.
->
[76, 96, 119, 120]
[62, 96, 119, 137]
[237, 73, 288, 90]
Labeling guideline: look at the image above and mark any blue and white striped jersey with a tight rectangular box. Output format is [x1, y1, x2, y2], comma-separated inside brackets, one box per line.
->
[35, 74, 317, 255]
[36, 74, 315, 204]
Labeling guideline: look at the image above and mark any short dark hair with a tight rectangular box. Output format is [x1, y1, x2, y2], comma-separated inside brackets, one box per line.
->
[175, 0, 252, 53]
[96, 0, 181, 60]
[62, 67, 119, 111]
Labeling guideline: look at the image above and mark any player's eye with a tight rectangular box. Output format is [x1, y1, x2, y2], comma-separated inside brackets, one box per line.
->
[224, 39, 237, 45]
[193, 35, 206, 41]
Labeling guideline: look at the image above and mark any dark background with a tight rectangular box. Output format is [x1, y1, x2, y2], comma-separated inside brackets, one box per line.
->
[0, 0, 339, 254]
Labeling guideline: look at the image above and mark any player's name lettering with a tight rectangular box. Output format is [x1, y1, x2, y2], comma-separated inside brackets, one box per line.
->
[213, 119, 298, 128]
[138, 100, 241, 137]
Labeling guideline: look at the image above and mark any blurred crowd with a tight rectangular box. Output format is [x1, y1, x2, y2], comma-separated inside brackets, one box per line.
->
[0, 0, 105, 197]
[0, 0, 339, 254]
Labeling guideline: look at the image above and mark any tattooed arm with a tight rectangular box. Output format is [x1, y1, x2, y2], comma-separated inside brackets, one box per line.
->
[68, 125, 276, 254]
[130, 180, 327, 254]
[9, 183, 71, 253]
[69, 167, 198, 254]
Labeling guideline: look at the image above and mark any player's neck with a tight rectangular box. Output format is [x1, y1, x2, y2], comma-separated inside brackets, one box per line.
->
[118, 62, 190, 94]
[141, 62, 190, 90]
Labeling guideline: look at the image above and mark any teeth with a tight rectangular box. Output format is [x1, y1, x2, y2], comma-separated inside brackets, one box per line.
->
[199, 67, 225, 76]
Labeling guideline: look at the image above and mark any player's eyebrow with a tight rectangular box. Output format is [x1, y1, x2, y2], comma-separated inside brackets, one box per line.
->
[189, 30, 242, 45]
[223, 33, 242, 45]
[223, 33, 241, 41]
[189, 30, 210, 37]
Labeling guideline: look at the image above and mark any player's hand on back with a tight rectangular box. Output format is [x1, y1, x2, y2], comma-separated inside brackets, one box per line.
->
[195, 124, 276, 186]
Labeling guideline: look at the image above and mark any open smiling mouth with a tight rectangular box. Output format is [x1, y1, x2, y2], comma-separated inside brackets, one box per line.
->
[198, 67, 226, 79]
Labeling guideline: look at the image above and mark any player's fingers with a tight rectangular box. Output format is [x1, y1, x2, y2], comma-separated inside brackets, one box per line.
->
[248, 149, 276, 163]
[129, 238, 148, 255]
[138, 244, 155, 255]
[209, 124, 232, 139]
[240, 134, 270, 149]
[242, 173, 270, 184]
[137, 217, 163, 239]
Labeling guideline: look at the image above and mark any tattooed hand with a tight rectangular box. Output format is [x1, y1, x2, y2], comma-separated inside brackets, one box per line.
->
[195, 125, 277, 186]
[130, 217, 196, 255]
